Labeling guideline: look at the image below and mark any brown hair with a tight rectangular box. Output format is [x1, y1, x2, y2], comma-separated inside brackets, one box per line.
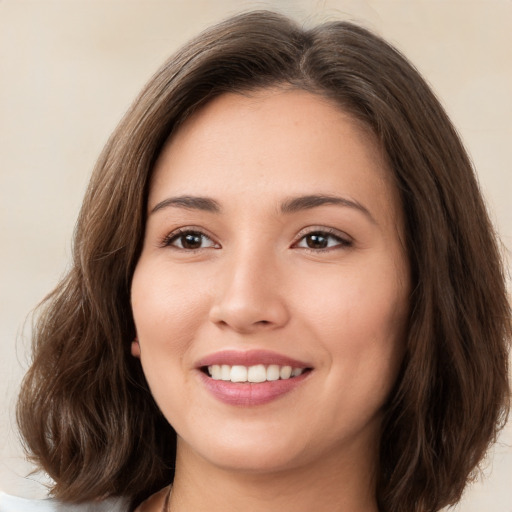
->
[17, 10, 510, 512]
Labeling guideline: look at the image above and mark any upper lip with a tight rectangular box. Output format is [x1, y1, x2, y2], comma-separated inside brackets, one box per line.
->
[195, 350, 311, 369]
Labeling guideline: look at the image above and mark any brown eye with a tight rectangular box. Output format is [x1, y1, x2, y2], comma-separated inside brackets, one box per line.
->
[295, 231, 351, 251]
[180, 233, 203, 249]
[165, 230, 217, 250]
[304, 233, 328, 249]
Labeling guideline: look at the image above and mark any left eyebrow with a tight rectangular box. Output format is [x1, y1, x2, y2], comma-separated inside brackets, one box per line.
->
[280, 194, 376, 224]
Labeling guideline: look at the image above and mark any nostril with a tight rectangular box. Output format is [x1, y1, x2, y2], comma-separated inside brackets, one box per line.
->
[209, 296, 290, 333]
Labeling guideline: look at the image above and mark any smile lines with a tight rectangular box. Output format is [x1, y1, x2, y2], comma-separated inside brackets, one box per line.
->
[206, 364, 306, 383]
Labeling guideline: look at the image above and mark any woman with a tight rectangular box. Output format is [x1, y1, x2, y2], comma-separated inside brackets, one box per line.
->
[10, 10, 510, 512]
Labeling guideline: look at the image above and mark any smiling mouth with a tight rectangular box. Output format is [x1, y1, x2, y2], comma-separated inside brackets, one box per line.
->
[203, 364, 311, 383]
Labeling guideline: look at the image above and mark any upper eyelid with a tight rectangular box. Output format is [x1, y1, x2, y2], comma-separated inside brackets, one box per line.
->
[165, 226, 215, 238]
[158, 225, 352, 247]
[160, 227, 219, 248]
[291, 228, 354, 252]
[294, 226, 352, 242]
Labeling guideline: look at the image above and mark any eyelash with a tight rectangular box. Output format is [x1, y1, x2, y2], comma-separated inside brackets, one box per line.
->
[292, 227, 352, 252]
[160, 228, 219, 251]
[160, 227, 352, 252]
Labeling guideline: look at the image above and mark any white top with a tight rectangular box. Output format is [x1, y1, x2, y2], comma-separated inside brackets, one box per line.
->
[0, 492, 128, 511]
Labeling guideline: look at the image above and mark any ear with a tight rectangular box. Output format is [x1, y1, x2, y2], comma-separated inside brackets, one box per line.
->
[131, 337, 141, 358]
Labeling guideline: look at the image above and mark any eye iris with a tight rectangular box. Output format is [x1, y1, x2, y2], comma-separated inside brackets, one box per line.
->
[306, 233, 328, 249]
[181, 233, 203, 249]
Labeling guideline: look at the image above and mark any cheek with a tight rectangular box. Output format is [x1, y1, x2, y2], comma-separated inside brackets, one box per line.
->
[130, 260, 209, 358]
[297, 258, 408, 381]
[130, 261, 208, 421]
[301, 267, 406, 336]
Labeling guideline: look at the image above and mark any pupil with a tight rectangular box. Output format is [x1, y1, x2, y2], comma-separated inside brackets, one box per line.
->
[183, 233, 202, 249]
[307, 234, 328, 249]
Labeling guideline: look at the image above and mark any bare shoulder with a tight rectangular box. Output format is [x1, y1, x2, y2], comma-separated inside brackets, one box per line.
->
[133, 486, 171, 512]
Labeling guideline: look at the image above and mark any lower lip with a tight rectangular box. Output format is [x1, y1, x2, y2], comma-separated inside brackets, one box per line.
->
[199, 371, 310, 406]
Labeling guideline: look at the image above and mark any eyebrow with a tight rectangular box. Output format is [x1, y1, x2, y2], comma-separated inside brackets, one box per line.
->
[150, 193, 375, 223]
[280, 194, 376, 223]
[151, 195, 221, 214]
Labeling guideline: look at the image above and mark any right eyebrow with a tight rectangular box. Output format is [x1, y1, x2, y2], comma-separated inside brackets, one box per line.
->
[150, 195, 221, 214]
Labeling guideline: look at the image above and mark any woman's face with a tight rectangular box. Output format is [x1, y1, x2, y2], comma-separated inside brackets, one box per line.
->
[131, 89, 410, 475]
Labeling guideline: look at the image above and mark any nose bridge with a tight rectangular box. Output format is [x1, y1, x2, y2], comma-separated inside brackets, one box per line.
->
[209, 238, 289, 332]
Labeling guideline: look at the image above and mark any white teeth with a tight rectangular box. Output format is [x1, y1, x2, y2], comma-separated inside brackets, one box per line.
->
[291, 367, 303, 377]
[247, 364, 267, 383]
[230, 365, 248, 382]
[210, 365, 221, 380]
[266, 364, 280, 381]
[221, 364, 231, 381]
[206, 364, 306, 383]
[280, 366, 292, 379]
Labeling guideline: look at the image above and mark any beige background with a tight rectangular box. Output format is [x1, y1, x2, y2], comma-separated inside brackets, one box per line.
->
[1, 0, 511, 509]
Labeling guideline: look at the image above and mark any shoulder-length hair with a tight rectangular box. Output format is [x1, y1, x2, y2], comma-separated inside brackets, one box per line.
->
[17, 10, 510, 512]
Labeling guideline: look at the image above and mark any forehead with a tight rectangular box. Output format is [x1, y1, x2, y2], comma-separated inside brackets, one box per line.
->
[150, 88, 400, 226]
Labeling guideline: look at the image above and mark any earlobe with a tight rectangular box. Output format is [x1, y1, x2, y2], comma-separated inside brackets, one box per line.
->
[131, 336, 141, 358]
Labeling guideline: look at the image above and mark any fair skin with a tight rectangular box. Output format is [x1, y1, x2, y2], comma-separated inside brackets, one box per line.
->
[131, 89, 410, 512]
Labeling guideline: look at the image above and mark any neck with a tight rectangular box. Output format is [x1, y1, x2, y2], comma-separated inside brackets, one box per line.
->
[168, 434, 380, 512]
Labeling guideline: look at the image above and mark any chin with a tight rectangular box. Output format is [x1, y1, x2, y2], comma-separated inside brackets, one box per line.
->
[177, 427, 313, 474]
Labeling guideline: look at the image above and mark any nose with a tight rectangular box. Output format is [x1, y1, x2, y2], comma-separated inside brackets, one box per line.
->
[208, 251, 290, 334]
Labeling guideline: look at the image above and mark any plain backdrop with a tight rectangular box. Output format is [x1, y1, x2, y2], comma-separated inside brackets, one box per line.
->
[1, 0, 511, 509]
